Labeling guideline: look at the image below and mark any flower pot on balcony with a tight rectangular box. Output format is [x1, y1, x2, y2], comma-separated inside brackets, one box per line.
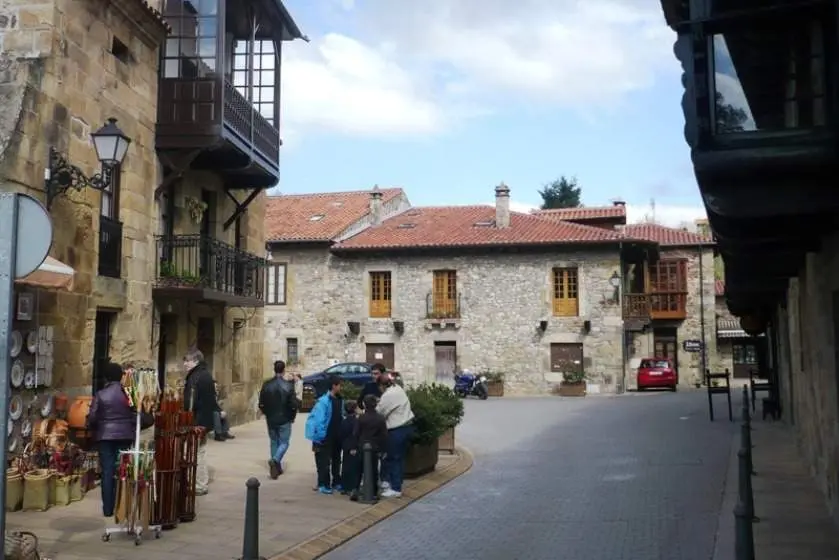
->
[404, 440, 439, 479]
[438, 426, 455, 454]
[557, 382, 586, 397]
[486, 380, 504, 397]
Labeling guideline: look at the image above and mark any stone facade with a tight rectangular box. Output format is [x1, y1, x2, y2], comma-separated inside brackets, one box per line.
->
[626, 248, 717, 388]
[266, 246, 632, 394]
[0, 0, 166, 393]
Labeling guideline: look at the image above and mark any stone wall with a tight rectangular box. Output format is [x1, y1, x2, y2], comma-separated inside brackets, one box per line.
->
[266, 246, 631, 394]
[0, 0, 163, 391]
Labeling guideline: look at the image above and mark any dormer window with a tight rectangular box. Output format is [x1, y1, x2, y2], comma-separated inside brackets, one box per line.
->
[309, 214, 325, 221]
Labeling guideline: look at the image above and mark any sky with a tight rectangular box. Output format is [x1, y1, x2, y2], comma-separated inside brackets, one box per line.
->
[275, 0, 707, 228]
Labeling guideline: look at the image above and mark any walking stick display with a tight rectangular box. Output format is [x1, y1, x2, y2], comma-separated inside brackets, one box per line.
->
[103, 368, 162, 545]
[152, 388, 185, 530]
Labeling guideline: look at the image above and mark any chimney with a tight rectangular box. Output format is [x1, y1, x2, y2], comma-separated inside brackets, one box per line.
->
[369, 185, 383, 226]
[612, 199, 626, 207]
[495, 182, 510, 228]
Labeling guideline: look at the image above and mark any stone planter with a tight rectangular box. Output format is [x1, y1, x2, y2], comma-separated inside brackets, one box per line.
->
[486, 380, 504, 397]
[557, 382, 586, 397]
[404, 440, 439, 479]
[438, 426, 455, 454]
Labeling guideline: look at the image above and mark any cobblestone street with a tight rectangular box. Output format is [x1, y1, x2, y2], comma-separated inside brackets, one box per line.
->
[324, 392, 736, 560]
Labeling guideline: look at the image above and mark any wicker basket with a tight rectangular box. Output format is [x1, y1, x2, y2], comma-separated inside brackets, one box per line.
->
[4, 530, 39, 560]
[53, 475, 71, 507]
[69, 474, 84, 502]
[6, 469, 23, 512]
[22, 469, 51, 512]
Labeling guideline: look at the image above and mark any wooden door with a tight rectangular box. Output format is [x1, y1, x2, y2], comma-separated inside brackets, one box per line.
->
[434, 342, 457, 383]
[550, 343, 584, 374]
[732, 341, 758, 379]
[366, 343, 395, 370]
[432, 270, 458, 318]
[92, 311, 116, 394]
[653, 328, 678, 371]
[196, 317, 215, 377]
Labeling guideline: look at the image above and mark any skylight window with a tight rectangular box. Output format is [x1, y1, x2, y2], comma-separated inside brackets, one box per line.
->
[473, 220, 495, 227]
[397, 223, 416, 229]
[309, 214, 325, 221]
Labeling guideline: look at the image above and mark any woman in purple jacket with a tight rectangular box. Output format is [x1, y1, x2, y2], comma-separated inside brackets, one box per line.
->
[86, 362, 136, 518]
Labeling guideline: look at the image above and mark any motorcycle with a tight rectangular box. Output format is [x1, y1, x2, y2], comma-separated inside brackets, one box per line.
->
[453, 370, 489, 400]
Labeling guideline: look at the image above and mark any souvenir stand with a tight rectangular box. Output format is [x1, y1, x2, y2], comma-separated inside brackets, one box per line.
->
[152, 387, 186, 530]
[102, 368, 161, 545]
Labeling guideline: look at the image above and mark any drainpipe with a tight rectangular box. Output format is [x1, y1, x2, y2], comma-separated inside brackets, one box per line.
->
[618, 241, 626, 394]
[698, 246, 708, 386]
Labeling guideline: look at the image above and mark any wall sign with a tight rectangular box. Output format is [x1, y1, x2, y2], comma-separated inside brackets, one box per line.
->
[683, 340, 703, 352]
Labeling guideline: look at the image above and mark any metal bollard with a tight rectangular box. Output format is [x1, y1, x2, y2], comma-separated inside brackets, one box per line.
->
[741, 386, 750, 423]
[240, 478, 264, 560]
[734, 501, 755, 560]
[360, 442, 377, 504]
[737, 448, 759, 523]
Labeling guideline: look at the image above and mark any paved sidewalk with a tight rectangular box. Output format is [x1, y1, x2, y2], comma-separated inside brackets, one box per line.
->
[8, 416, 468, 560]
[714, 418, 839, 560]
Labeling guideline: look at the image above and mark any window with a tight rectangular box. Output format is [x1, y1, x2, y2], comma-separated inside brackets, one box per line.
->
[232, 39, 278, 125]
[266, 263, 287, 305]
[552, 268, 579, 317]
[286, 338, 299, 365]
[161, 0, 218, 78]
[430, 270, 459, 318]
[649, 260, 688, 316]
[100, 163, 121, 219]
[369, 271, 392, 318]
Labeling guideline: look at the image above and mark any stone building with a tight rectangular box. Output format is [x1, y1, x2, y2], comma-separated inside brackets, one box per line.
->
[714, 280, 763, 379]
[0, 0, 304, 423]
[265, 185, 675, 394]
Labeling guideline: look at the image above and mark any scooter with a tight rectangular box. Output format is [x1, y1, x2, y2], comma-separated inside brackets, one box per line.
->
[453, 370, 489, 400]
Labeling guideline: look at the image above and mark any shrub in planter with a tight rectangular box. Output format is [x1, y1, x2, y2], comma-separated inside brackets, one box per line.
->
[428, 384, 464, 453]
[404, 384, 460, 476]
[558, 371, 587, 397]
[340, 382, 362, 403]
[483, 371, 505, 397]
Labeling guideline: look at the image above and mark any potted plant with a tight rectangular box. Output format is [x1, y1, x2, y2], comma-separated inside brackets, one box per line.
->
[183, 195, 207, 224]
[428, 384, 464, 454]
[404, 384, 449, 477]
[340, 382, 362, 403]
[557, 370, 587, 397]
[483, 371, 505, 397]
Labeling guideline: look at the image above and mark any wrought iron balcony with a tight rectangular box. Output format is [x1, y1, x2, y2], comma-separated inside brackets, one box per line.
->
[426, 292, 461, 320]
[153, 234, 266, 307]
[98, 216, 123, 278]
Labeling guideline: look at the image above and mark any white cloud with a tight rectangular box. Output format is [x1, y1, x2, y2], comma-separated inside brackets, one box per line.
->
[282, 0, 677, 136]
[503, 200, 706, 229]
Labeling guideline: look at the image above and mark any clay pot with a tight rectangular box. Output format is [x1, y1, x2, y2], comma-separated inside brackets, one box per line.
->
[67, 396, 93, 428]
[54, 395, 68, 413]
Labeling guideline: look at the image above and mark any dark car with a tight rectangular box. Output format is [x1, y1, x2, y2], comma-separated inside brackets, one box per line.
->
[302, 362, 376, 397]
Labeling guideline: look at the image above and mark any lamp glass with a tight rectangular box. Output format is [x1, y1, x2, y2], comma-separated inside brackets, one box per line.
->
[609, 272, 621, 288]
[91, 118, 131, 166]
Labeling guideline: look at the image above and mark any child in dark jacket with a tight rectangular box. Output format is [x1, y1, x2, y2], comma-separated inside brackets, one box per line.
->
[339, 401, 359, 495]
[348, 394, 389, 501]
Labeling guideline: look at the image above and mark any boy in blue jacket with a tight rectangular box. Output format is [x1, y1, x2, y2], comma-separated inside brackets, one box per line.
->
[305, 375, 344, 494]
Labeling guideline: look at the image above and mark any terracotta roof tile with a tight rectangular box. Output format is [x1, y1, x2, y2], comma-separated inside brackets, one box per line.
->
[715, 280, 725, 296]
[266, 189, 404, 242]
[533, 205, 627, 221]
[334, 205, 640, 251]
[622, 223, 714, 247]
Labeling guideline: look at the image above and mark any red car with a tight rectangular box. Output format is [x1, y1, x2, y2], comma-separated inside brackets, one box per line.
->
[637, 358, 678, 392]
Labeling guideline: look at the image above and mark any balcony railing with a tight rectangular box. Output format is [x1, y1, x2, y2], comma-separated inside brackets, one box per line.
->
[223, 80, 280, 165]
[623, 293, 650, 319]
[650, 293, 687, 320]
[98, 216, 123, 278]
[426, 292, 461, 319]
[155, 235, 266, 303]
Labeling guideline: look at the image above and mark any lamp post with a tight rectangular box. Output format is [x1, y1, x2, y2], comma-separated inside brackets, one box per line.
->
[45, 118, 132, 209]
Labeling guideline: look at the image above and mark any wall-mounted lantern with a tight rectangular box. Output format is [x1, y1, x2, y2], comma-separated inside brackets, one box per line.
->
[45, 118, 132, 209]
[393, 320, 405, 335]
[538, 320, 548, 332]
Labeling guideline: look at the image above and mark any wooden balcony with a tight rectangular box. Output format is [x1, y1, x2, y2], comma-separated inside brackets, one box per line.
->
[650, 293, 687, 320]
[426, 292, 461, 320]
[156, 78, 280, 189]
[623, 293, 650, 319]
[153, 235, 266, 307]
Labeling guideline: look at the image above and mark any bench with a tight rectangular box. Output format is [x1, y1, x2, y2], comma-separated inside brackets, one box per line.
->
[705, 369, 733, 422]
[749, 369, 773, 413]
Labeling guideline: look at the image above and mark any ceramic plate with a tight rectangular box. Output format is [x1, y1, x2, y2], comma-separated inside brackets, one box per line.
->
[23, 370, 35, 389]
[6, 418, 12, 437]
[40, 395, 54, 418]
[26, 331, 37, 354]
[42, 367, 52, 388]
[9, 395, 23, 421]
[21, 419, 32, 438]
[9, 331, 22, 358]
[10, 360, 24, 389]
[8, 435, 19, 454]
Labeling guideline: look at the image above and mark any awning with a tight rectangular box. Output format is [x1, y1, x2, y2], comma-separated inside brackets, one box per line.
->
[15, 256, 75, 291]
[716, 317, 763, 339]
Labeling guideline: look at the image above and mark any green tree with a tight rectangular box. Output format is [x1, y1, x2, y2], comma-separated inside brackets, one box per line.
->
[714, 91, 749, 133]
[538, 176, 582, 209]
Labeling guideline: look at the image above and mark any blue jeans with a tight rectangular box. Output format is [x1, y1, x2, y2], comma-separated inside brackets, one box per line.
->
[268, 422, 292, 464]
[383, 424, 414, 492]
[213, 411, 230, 435]
[98, 439, 132, 517]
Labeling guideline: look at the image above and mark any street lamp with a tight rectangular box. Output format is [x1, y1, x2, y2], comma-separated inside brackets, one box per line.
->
[45, 118, 132, 209]
[609, 270, 621, 304]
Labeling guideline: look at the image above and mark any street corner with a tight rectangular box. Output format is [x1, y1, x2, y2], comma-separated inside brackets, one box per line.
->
[268, 446, 475, 560]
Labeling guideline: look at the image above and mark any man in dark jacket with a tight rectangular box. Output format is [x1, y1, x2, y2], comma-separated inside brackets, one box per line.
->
[182, 348, 218, 495]
[357, 363, 387, 410]
[259, 360, 299, 479]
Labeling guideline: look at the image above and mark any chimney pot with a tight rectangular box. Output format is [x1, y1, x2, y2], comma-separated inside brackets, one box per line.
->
[369, 185, 383, 226]
[495, 182, 510, 228]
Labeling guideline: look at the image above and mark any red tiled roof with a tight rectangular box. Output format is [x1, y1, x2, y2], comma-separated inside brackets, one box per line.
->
[622, 223, 714, 247]
[715, 280, 725, 296]
[333, 205, 640, 251]
[266, 189, 404, 242]
[533, 205, 627, 221]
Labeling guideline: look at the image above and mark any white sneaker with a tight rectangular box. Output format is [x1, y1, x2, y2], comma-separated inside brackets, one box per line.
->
[380, 481, 390, 490]
[381, 489, 402, 498]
